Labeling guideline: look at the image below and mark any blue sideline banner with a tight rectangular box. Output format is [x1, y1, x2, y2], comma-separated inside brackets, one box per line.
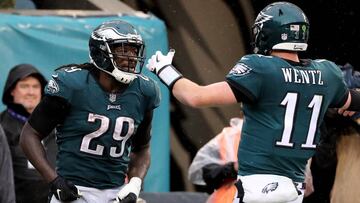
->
[0, 13, 170, 192]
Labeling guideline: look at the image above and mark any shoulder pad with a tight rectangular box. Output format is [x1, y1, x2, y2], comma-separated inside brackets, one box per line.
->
[314, 59, 339, 71]
[236, 54, 272, 72]
[52, 66, 90, 90]
[137, 74, 159, 95]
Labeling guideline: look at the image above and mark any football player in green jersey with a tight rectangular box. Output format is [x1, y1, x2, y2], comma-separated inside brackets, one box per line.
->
[20, 20, 160, 203]
[146, 2, 360, 203]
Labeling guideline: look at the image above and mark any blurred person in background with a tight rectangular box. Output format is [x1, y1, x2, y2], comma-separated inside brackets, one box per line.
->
[0, 123, 16, 203]
[0, 64, 57, 203]
[188, 117, 242, 203]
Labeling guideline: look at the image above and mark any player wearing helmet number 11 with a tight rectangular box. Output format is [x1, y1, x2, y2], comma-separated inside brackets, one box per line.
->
[147, 2, 360, 203]
[20, 20, 160, 203]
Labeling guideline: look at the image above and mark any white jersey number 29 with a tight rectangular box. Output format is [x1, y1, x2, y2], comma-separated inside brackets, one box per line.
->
[80, 113, 134, 157]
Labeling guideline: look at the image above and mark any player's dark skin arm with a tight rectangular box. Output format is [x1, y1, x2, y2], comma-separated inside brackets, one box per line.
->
[128, 144, 150, 180]
[127, 110, 153, 180]
[20, 123, 57, 183]
[20, 96, 69, 183]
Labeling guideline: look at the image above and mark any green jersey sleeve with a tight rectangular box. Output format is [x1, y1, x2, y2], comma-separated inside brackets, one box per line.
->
[45, 66, 86, 101]
[139, 75, 161, 111]
[316, 60, 349, 107]
[226, 55, 265, 102]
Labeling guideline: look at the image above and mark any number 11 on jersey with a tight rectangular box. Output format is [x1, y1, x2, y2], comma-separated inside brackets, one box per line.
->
[276, 92, 323, 149]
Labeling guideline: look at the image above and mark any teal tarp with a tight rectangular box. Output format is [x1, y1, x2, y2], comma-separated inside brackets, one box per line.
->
[0, 13, 170, 192]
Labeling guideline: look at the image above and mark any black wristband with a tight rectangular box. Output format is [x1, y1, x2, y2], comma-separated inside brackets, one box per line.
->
[348, 89, 360, 111]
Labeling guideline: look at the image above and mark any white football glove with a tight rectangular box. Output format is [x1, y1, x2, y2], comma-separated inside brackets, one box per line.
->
[114, 177, 142, 203]
[146, 49, 183, 88]
[146, 49, 175, 73]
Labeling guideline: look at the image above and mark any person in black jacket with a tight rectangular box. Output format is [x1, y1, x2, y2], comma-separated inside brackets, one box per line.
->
[0, 123, 15, 203]
[0, 64, 57, 203]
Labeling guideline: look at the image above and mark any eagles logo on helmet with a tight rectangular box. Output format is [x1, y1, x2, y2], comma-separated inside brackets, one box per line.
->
[89, 20, 146, 84]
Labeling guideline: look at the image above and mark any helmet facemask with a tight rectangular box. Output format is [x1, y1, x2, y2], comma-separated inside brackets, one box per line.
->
[106, 39, 145, 83]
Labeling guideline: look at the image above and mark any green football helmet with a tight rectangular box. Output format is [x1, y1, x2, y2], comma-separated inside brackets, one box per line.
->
[252, 2, 310, 55]
[89, 20, 145, 84]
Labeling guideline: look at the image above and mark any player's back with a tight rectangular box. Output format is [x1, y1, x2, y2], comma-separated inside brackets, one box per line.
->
[227, 54, 348, 182]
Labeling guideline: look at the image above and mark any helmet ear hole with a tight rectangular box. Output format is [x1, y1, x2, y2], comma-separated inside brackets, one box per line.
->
[254, 31, 269, 54]
[90, 47, 110, 70]
[98, 50, 111, 70]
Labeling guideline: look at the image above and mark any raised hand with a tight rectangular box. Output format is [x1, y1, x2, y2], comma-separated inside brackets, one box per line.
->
[146, 49, 183, 88]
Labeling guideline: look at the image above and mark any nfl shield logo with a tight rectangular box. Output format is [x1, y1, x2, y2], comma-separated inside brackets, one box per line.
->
[109, 93, 116, 103]
[281, 33, 288, 41]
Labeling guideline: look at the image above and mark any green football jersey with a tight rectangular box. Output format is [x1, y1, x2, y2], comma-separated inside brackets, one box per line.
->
[226, 54, 348, 182]
[45, 66, 160, 189]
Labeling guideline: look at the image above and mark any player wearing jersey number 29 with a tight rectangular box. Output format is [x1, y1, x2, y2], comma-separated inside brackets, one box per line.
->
[20, 20, 160, 203]
[146, 2, 360, 203]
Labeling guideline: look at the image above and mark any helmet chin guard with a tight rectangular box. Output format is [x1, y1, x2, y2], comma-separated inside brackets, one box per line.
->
[90, 58, 137, 84]
[110, 66, 137, 84]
